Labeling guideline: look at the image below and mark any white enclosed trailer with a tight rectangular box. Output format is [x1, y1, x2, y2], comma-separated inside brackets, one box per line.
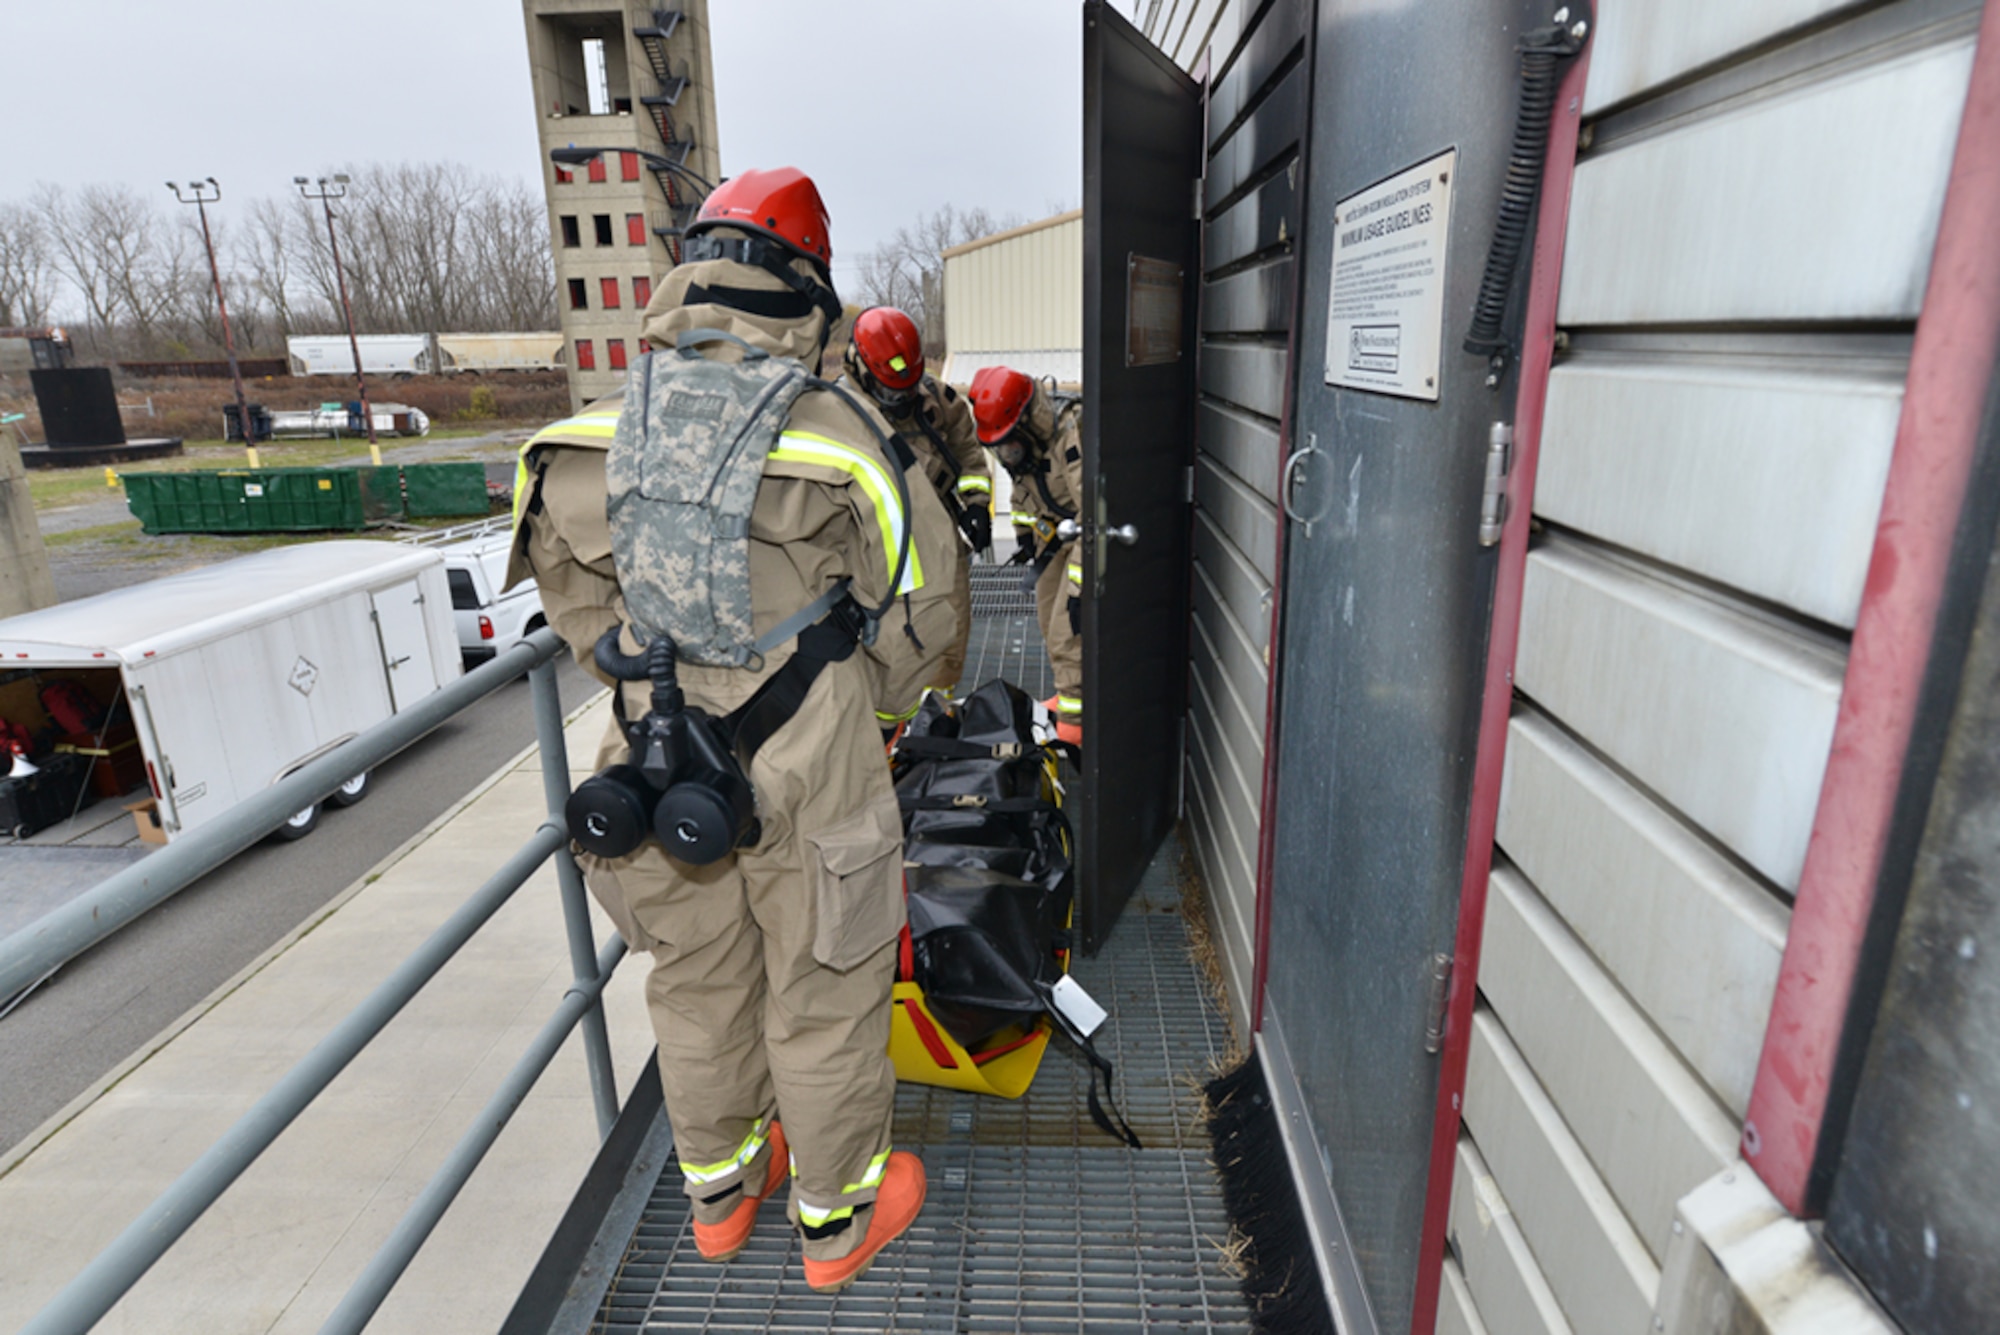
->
[286, 334, 436, 377]
[0, 542, 460, 842]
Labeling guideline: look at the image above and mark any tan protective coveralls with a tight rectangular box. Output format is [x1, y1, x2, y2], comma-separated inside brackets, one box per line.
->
[507, 251, 958, 1257]
[838, 369, 991, 691]
[1005, 383, 1084, 721]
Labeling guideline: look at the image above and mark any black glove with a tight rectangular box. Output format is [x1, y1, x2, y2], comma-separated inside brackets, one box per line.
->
[1068, 594, 1081, 635]
[958, 506, 992, 553]
[1007, 532, 1039, 565]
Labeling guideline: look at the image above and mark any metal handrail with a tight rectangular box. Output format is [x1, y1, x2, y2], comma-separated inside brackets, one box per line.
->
[11, 627, 630, 1334]
[0, 631, 559, 1003]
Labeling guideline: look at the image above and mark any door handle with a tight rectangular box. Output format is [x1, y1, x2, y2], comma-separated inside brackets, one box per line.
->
[388, 655, 411, 669]
[1281, 433, 1330, 537]
[1054, 518, 1139, 546]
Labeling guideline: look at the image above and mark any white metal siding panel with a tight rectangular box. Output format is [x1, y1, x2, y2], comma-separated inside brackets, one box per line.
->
[1439, 1256, 1492, 1335]
[1558, 38, 1975, 326]
[1515, 541, 1845, 890]
[942, 217, 1083, 363]
[1536, 360, 1901, 628]
[1497, 711, 1789, 1116]
[1196, 459, 1278, 586]
[1199, 344, 1289, 420]
[1464, 1010, 1660, 1333]
[1583, 0, 1869, 113]
[1448, 1135, 1575, 1335]
[1194, 514, 1272, 653]
[1192, 558, 1269, 735]
[1197, 400, 1282, 502]
[1482, 865, 1742, 1262]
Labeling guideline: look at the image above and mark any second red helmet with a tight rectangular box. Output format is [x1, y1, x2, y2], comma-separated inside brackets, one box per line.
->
[969, 366, 1034, 444]
[852, 308, 925, 391]
[689, 167, 832, 272]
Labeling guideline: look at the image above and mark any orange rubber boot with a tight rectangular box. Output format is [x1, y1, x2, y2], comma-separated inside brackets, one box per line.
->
[1041, 695, 1083, 749]
[691, 1123, 788, 1262]
[800, 1150, 928, 1293]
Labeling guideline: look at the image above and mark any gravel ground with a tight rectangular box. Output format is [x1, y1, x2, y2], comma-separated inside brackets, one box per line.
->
[36, 428, 534, 601]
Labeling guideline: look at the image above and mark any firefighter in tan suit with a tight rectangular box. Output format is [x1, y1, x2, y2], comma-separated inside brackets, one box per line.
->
[507, 169, 952, 1292]
[970, 367, 1084, 746]
[838, 306, 992, 693]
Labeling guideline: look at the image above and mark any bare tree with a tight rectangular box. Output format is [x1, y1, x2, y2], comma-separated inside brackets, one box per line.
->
[235, 196, 303, 340]
[849, 203, 1024, 357]
[0, 202, 56, 327]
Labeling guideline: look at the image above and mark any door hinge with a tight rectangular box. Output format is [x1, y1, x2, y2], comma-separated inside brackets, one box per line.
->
[1193, 176, 1204, 221]
[1424, 952, 1454, 1054]
[1478, 421, 1515, 547]
[1184, 463, 1196, 504]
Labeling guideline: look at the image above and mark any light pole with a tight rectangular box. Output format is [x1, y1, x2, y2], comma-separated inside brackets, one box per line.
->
[295, 174, 381, 466]
[166, 178, 259, 466]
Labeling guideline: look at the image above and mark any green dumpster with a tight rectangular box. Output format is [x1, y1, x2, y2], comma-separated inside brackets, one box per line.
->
[122, 468, 366, 534]
[401, 462, 490, 518]
[355, 465, 405, 523]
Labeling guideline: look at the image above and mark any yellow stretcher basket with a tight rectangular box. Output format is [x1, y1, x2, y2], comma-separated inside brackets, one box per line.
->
[888, 747, 1070, 1099]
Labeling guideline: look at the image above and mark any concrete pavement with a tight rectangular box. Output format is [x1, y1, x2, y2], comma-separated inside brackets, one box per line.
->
[0, 692, 660, 1334]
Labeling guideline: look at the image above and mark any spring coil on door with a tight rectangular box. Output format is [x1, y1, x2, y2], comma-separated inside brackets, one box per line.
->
[1462, 2, 1593, 373]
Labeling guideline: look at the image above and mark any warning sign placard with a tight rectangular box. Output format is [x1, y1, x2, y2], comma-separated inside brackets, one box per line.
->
[1323, 148, 1457, 401]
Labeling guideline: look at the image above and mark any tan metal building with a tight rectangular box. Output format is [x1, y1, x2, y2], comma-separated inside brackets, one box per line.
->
[940, 210, 1082, 387]
[520, 0, 723, 408]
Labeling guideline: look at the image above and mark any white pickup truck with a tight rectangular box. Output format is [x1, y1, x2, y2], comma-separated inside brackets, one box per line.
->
[406, 518, 549, 667]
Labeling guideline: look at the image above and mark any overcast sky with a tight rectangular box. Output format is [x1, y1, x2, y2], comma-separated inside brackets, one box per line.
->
[0, 0, 1099, 294]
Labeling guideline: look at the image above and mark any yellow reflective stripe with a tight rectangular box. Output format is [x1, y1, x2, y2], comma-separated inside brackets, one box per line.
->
[955, 476, 992, 494]
[512, 410, 623, 529]
[877, 702, 921, 723]
[1056, 695, 1082, 717]
[679, 1118, 773, 1185]
[770, 431, 922, 596]
[1064, 561, 1083, 584]
[792, 1146, 893, 1226]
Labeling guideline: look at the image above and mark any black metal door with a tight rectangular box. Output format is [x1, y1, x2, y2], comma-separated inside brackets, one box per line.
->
[1079, 1, 1202, 954]
[1259, 3, 1553, 1330]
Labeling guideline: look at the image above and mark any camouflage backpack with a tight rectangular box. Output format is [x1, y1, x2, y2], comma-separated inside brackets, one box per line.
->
[606, 330, 818, 667]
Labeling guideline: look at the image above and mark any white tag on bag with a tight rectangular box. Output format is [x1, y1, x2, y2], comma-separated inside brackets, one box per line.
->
[1050, 975, 1108, 1038]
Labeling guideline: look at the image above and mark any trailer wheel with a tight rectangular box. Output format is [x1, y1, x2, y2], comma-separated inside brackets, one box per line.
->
[329, 770, 370, 808]
[273, 802, 321, 841]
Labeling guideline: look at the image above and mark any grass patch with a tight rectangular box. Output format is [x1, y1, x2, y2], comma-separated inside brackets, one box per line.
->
[46, 520, 148, 548]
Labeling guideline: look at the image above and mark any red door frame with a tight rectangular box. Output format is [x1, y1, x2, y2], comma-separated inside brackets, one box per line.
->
[1404, 46, 1594, 1335]
[1742, 0, 2000, 1216]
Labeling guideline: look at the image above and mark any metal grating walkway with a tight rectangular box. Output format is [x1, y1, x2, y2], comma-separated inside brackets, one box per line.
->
[585, 596, 1252, 1333]
[962, 565, 1052, 702]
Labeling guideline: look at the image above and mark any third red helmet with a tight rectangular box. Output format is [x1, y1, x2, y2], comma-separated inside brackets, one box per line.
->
[852, 308, 924, 391]
[969, 367, 1034, 444]
[688, 167, 832, 272]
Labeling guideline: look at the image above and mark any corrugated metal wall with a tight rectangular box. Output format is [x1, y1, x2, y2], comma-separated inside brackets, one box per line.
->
[1448, 3, 1980, 1331]
[940, 213, 1084, 385]
[1145, 0, 1310, 1037]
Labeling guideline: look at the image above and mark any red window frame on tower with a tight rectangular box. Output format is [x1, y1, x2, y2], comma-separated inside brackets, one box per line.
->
[574, 338, 595, 371]
[620, 151, 640, 182]
[554, 165, 573, 185]
[608, 338, 628, 371]
[600, 277, 621, 309]
[633, 274, 652, 308]
[587, 156, 607, 184]
[627, 213, 647, 247]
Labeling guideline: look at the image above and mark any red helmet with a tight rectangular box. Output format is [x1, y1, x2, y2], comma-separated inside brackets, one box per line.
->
[970, 366, 1034, 444]
[852, 308, 924, 391]
[688, 167, 831, 271]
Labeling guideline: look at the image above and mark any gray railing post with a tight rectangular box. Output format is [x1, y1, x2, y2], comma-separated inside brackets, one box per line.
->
[529, 654, 621, 1137]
